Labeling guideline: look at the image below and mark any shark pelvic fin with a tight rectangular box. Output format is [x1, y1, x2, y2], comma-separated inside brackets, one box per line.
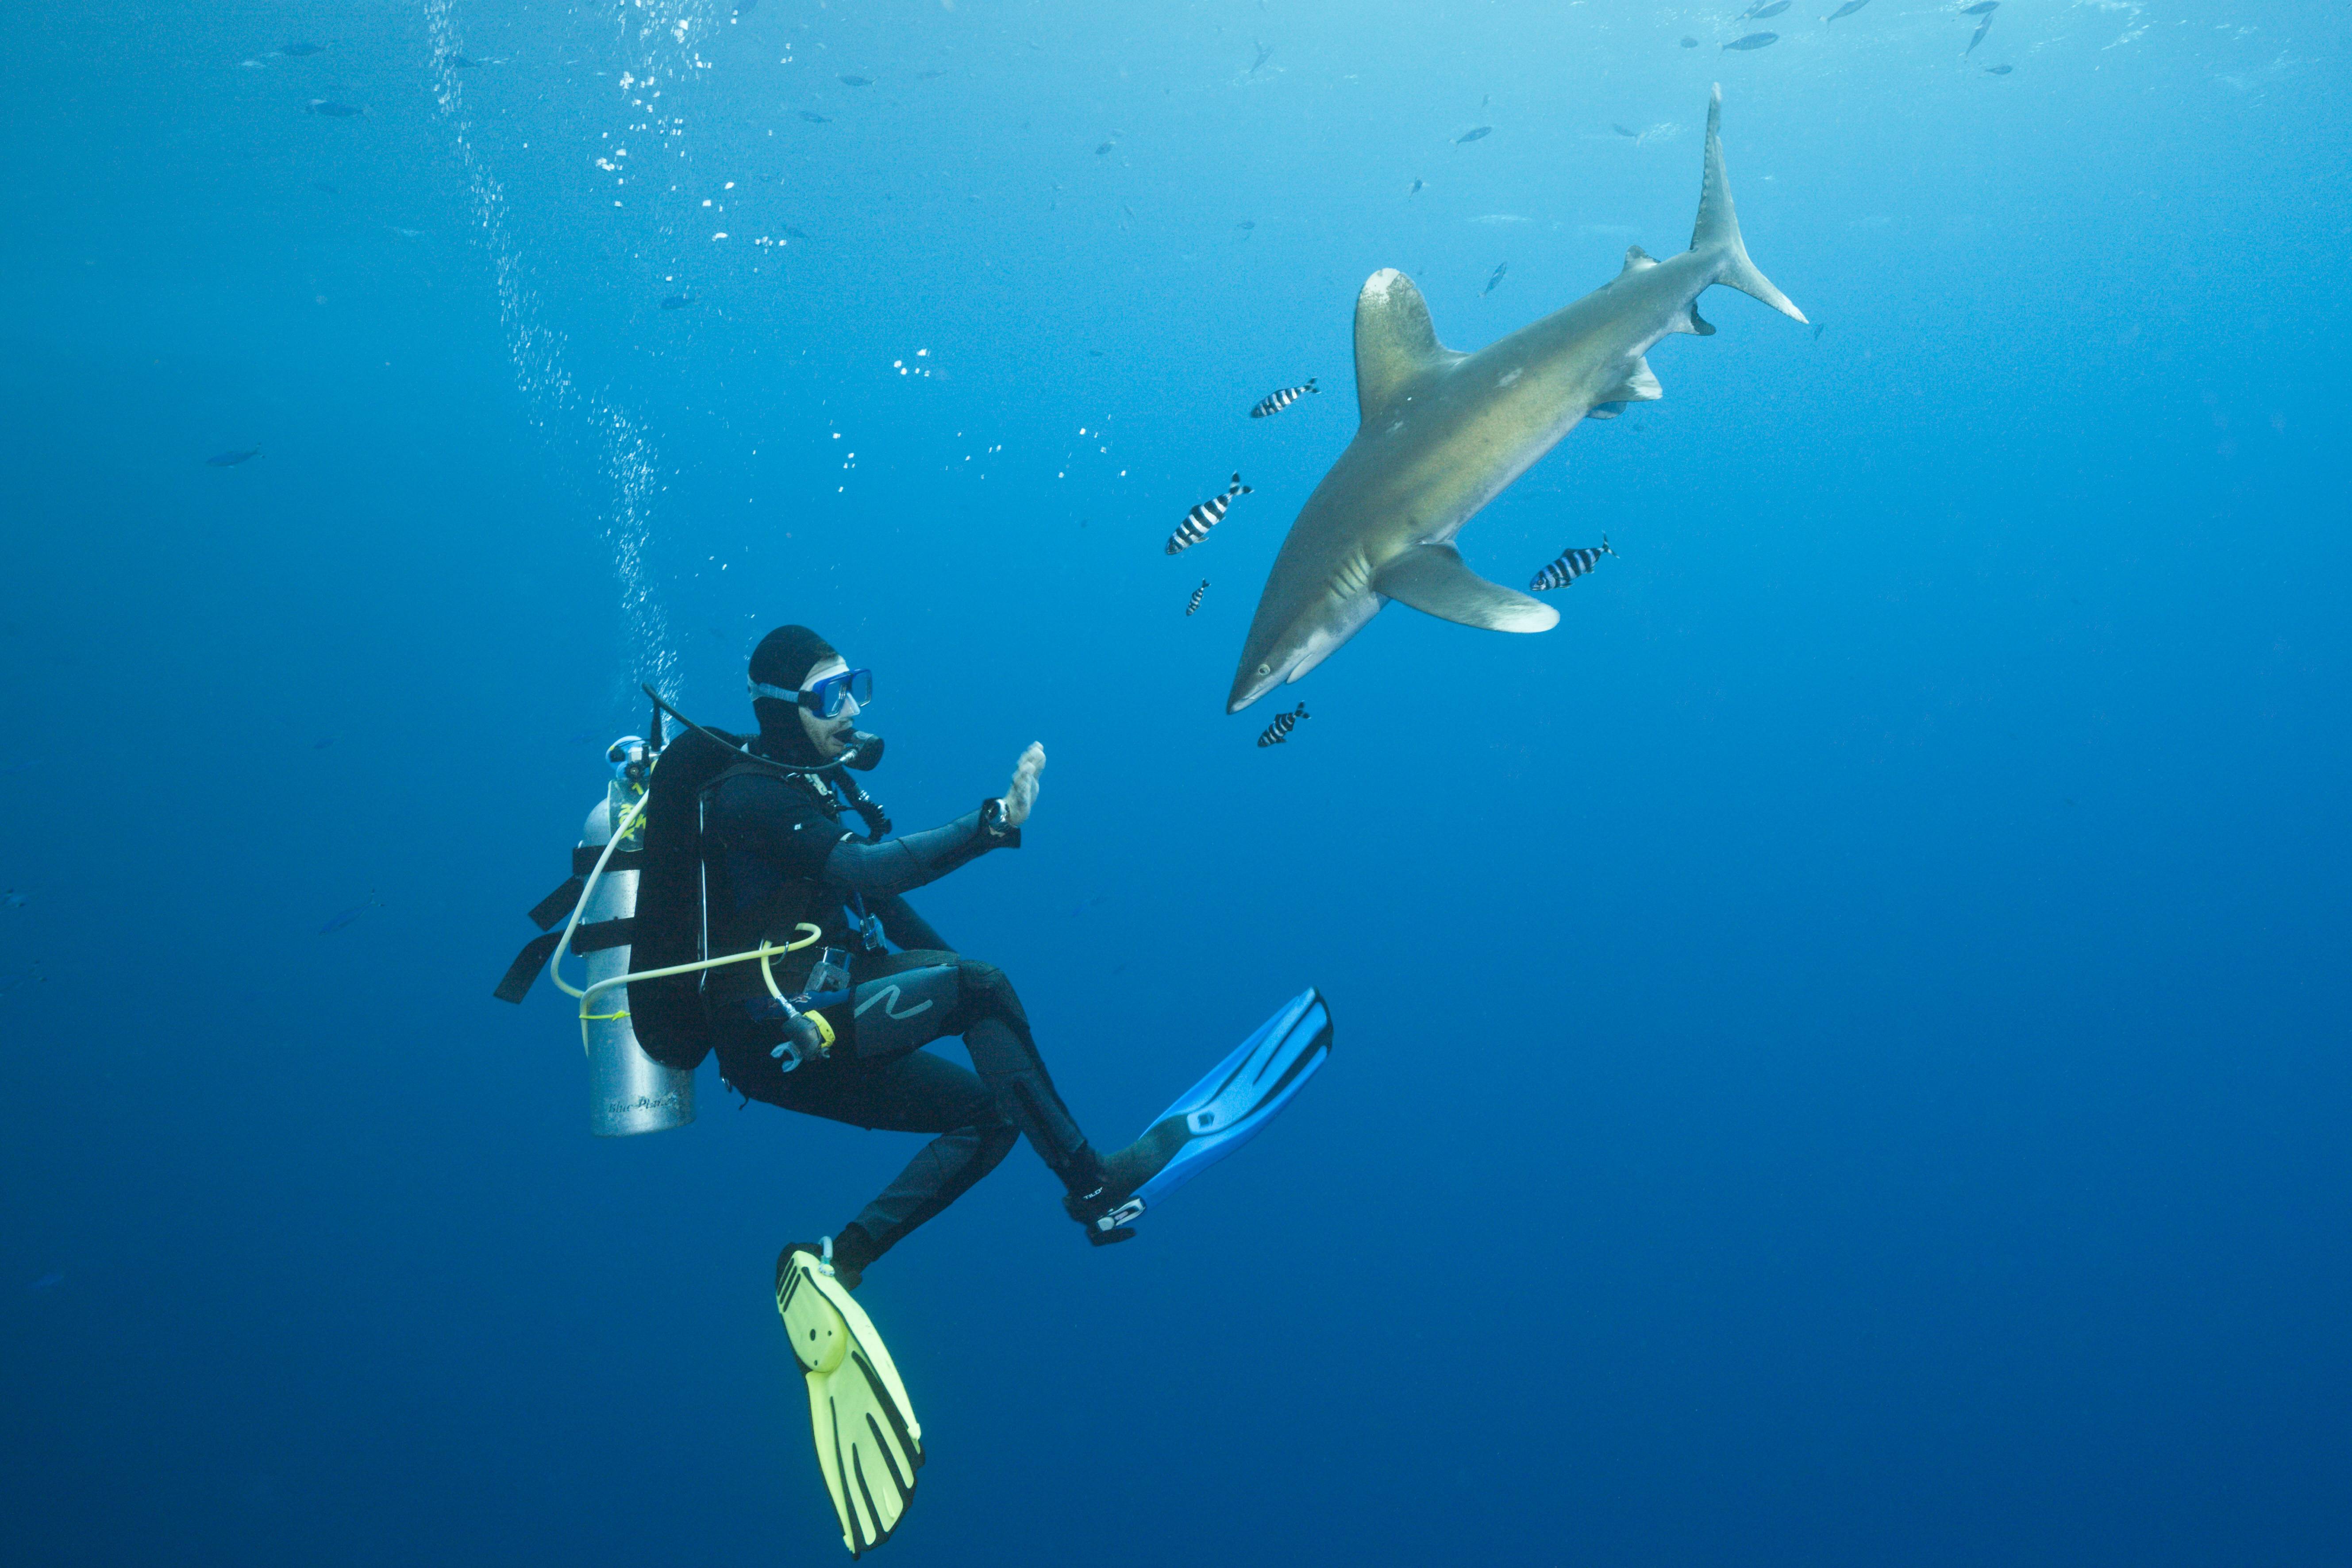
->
[1691, 85, 1807, 324]
[1354, 270, 1463, 423]
[1604, 356, 1663, 404]
[1372, 544, 1559, 633]
[1585, 356, 1663, 420]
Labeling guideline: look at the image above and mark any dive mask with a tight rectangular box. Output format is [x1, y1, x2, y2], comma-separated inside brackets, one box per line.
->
[750, 666, 873, 720]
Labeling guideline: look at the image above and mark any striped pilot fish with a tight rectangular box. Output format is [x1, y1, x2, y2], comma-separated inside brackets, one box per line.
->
[1256, 702, 1309, 747]
[1529, 535, 1617, 592]
[1248, 378, 1318, 418]
[1186, 579, 1208, 616]
[1165, 473, 1252, 555]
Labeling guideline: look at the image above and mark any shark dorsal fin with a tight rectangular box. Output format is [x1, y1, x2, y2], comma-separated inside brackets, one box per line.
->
[1620, 245, 1658, 275]
[1354, 270, 1461, 423]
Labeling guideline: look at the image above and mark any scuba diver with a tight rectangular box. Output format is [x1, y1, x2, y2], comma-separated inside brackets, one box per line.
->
[700, 625, 1137, 1283]
[502, 623, 1332, 1557]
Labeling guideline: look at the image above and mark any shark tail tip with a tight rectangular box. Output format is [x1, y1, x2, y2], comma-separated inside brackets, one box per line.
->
[1692, 85, 1805, 325]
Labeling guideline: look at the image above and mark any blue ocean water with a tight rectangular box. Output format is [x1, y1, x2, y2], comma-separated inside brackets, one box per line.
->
[4, 1, 2348, 1562]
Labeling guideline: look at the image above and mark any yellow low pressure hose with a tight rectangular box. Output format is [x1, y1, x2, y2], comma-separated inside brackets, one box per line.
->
[548, 785, 821, 1054]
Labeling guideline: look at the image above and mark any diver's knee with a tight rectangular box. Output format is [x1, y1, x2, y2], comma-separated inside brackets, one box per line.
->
[956, 959, 1023, 1016]
[974, 1117, 1018, 1167]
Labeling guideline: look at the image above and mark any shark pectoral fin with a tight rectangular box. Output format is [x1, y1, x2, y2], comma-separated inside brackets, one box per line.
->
[1373, 544, 1559, 633]
[1354, 269, 1463, 422]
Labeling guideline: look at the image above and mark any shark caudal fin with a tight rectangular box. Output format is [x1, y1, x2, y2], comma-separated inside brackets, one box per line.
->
[1690, 84, 1806, 324]
[1355, 269, 1467, 423]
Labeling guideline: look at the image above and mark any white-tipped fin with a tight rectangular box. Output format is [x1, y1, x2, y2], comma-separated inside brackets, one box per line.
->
[1373, 544, 1558, 632]
[1690, 84, 1807, 324]
[1601, 356, 1663, 405]
[1354, 269, 1466, 423]
[1584, 356, 1663, 420]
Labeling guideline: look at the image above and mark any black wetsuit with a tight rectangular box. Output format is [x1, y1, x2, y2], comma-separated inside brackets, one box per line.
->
[697, 747, 1105, 1274]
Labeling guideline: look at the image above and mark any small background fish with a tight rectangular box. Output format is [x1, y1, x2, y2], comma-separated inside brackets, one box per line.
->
[1529, 536, 1617, 592]
[1256, 703, 1309, 747]
[1165, 473, 1251, 555]
[318, 895, 380, 934]
[1249, 379, 1317, 418]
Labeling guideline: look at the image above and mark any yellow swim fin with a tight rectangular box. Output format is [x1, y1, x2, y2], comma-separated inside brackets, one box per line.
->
[776, 1241, 924, 1556]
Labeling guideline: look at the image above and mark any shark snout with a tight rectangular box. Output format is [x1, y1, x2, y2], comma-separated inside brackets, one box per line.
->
[1227, 631, 1297, 712]
[1226, 660, 1283, 714]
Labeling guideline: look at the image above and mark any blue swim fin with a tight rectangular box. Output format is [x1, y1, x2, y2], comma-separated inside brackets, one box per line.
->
[1084, 988, 1333, 1241]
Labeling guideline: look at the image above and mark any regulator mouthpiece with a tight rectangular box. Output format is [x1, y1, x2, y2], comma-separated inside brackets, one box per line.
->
[841, 731, 885, 771]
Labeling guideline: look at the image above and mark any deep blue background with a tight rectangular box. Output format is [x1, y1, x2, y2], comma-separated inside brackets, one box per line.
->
[4, 2, 2348, 1563]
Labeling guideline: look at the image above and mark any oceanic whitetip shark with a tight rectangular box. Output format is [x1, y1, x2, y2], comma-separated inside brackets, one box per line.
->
[1228, 85, 1805, 713]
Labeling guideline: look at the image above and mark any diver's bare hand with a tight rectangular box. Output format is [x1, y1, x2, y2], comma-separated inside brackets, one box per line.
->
[999, 743, 1046, 828]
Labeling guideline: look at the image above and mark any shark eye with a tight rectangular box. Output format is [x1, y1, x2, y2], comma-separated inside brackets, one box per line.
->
[1256, 663, 1271, 676]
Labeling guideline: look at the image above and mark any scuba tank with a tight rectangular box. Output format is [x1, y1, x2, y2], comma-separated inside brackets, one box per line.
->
[578, 736, 695, 1136]
[492, 737, 698, 1136]
[494, 695, 849, 1117]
